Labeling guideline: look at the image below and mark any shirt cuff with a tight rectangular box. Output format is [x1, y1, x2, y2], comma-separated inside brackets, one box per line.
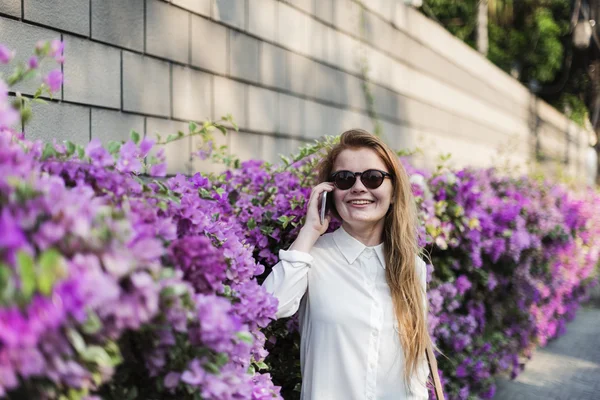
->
[279, 249, 314, 266]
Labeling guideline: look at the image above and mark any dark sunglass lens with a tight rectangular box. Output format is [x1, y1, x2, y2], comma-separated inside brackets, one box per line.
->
[335, 171, 356, 190]
[361, 170, 384, 189]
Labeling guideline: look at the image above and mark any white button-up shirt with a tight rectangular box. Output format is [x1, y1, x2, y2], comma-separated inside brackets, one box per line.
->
[263, 227, 429, 400]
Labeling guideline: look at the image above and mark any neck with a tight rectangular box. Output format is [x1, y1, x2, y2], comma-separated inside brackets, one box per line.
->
[342, 221, 384, 247]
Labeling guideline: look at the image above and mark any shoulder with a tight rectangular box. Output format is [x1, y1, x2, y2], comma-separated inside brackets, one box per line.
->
[312, 231, 336, 252]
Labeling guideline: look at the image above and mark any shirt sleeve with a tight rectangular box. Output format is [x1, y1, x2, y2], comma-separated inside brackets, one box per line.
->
[262, 249, 313, 319]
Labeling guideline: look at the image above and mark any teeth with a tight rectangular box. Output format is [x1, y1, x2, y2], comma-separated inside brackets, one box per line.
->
[350, 200, 372, 205]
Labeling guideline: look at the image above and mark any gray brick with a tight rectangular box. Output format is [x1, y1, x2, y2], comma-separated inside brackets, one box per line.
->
[314, 63, 344, 105]
[172, 0, 210, 16]
[372, 84, 398, 120]
[278, 93, 305, 138]
[0, 19, 58, 97]
[24, 0, 89, 36]
[247, 86, 277, 132]
[91, 109, 144, 144]
[283, 0, 312, 14]
[261, 134, 298, 164]
[146, 0, 189, 64]
[146, 117, 191, 175]
[191, 15, 227, 74]
[277, 2, 310, 56]
[248, 0, 276, 42]
[229, 31, 259, 83]
[122, 52, 170, 117]
[63, 36, 121, 108]
[25, 101, 90, 144]
[333, 0, 362, 36]
[91, 0, 144, 51]
[314, 0, 333, 24]
[212, 0, 246, 30]
[287, 52, 315, 97]
[229, 130, 262, 162]
[0, 0, 21, 17]
[260, 42, 287, 89]
[172, 65, 212, 122]
[344, 73, 368, 111]
[213, 76, 246, 128]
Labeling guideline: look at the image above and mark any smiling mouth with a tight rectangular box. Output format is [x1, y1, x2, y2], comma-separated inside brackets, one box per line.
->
[348, 200, 374, 205]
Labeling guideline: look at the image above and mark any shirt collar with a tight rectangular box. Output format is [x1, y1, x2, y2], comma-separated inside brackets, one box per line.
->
[332, 227, 386, 269]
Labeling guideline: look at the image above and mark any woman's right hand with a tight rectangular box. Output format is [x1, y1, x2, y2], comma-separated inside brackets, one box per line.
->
[289, 182, 334, 253]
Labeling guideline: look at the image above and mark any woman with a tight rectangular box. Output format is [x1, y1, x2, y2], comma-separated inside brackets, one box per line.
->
[263, 129, 431, 400]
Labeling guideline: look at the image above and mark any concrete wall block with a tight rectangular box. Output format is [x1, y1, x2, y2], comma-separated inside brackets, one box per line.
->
[248, 0, 276, 42]
[63, 36, 121, 108]
[247, 86, 277, 132]
[371, 84, 397, 121]
[25, 0, 89, 36]
[26, 101, 90, 144]
[304, 99, 329, 139]
[191, 15, 228, 74]
[287, 52, 315, 97]
[212, 0, 246, 30]
[122, 52, 171, 117]
[213, 76, 247, 129]
[260, 42, 287, 89]
[333, 0, 362, 36]
[172, 0, 210, 16]
[229, 130, 263, 163]
[261, 134, 296, 164]
[314, 0, 333, 24]
[283, 0, 313, 14]
[308, 20, 328, 62]
[0, 0, 21, 17]
[278, 93, 305, 138]
[344, 73, 368, 111]
[229, 31, 259, 83]
[172, 65, 212, 122]
[0, 19, 58, 97]
[91, 0, 144, 51]
[277, 3, 311, 56]
[146, 117, 191, 175]
[91, 109, 145, 144]
[146, 0, 190, 64]
[326, 27, 362, 75]
[314, 64, 345, 105]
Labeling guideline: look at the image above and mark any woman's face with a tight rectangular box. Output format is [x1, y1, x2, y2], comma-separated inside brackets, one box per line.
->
[331, 147, 394, 231]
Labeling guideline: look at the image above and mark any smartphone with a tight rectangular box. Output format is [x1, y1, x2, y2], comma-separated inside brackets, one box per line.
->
[320, 191, 327, 224]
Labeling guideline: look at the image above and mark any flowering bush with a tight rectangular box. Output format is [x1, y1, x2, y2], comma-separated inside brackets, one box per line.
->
[0, 43, 280, 400]
[1, 41, 599, 400]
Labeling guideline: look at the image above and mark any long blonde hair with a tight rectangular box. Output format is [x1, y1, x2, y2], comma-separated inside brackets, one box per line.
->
[317, 129, 430, 386]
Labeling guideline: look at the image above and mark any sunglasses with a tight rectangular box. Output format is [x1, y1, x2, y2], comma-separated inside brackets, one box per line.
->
[329, 169, 392, 190]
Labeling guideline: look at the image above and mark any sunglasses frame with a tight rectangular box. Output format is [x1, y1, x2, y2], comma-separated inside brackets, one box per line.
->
[329, 169, 393, 190]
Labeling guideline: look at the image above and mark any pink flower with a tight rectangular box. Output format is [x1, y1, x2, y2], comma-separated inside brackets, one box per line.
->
[28, 56, 39, 69]
[49, 39, 64, 63]
[43, 69, 63, 92]
[0, 44, 15, 64]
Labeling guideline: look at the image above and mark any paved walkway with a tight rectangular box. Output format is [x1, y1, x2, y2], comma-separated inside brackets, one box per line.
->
[493, 305, 600, 400]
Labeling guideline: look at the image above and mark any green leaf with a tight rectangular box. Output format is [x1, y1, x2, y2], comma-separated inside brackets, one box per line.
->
[65, 141, 76, 156]
[67, 329, 87, 354]
[166, 133, 179, 143]
[17, 251, 35, 301]
[247, 218, 257, 230]
[81, 345, 113, 367]
[82, 311, 103, 335]
[236, 331, 254, 344]
[204, 362, 220, 374]
[37, 249, 66, 296]
[76, 145, 85, 159]
[41, 142, 57, 161]
[189, 121, 198, 133]
[0, 264, 15, 304]
[130, 130, 141, 145]
[255, 361, 269, 370]
[216, 124, 227, 135]
[107, 141, 122, 155]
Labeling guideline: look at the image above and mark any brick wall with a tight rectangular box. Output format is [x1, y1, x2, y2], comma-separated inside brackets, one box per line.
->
[0, 0, 592, 180]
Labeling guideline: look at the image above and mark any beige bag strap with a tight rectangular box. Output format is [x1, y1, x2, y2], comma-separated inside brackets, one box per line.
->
[426, 342, 446, 400]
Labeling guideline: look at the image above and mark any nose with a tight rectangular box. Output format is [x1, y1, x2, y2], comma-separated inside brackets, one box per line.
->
[350, 176, 368, 193]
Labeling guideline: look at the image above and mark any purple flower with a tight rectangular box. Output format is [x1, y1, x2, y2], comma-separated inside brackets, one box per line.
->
[116, 140, 142, 173]
[28, 56, 39, 69]
[455, 275, 472, 296]
[85, 139, 113, 167]
[43, 69, 63, 92]
[0, 44, 15, 64]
